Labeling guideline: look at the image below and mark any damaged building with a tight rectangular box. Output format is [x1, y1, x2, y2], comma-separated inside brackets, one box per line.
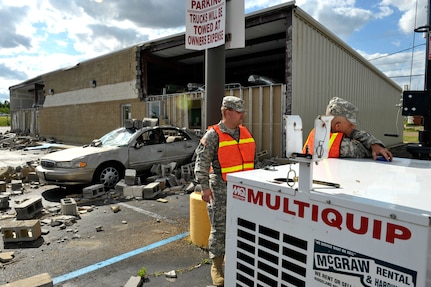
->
[8, 3, 403, 158]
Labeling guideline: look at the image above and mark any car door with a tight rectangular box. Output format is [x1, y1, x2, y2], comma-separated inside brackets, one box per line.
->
[128, 129, 166, 173]
[163, 128, 196, 165]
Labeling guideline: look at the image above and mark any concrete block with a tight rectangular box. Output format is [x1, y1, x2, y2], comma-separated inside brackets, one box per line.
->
[124, 169, 136, 186]
[180, 164, 192, 181]
[0, 251, 14, 263]
[123, 185, 144, 198]
[15, 197, 43, 220]
[142, 182, 161, 199]
[11, 180, 22, 191]
[150, 164, 161, 175]
[124, 276, 142, 287]
[82, 183, 105, 199]
[0, 180, 6, 192]
[166, 175, 178, 187]
[154, 178, 166, 190]
[1, 220, 42, 243]
[257, 149, 269, 160]
[20, 166, 30, 179]
[28, 171, 39, 182]
[0, 195, 9, 209]
[0, 167, 12, 181]
[115, 179, 127, 195]
[160, 164, 172, 177]
[61, 198, 77, 216]
[0, 272, 53, 287]
[185, 182, 195, 194]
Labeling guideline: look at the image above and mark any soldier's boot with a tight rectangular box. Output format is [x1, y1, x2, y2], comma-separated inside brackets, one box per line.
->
[211, 256, 224, 286]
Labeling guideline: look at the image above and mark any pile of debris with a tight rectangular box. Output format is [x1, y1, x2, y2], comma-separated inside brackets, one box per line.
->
[117, 162, 197, 200]
[0, 162, 39, 183]
[0, 131, 44, 151]
[0, 159, 197, 218]
[0, 159, 198, 281]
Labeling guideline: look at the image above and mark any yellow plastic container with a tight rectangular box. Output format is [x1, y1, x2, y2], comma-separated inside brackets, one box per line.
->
[189, 191, 210, 248]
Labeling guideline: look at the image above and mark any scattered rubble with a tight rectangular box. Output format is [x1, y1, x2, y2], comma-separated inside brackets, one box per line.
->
[164, 270, 177, 278]
[0, 159, 200, 247]
[0, 163, 40, 183]
[0, 251, 14, 263]
[0, 160, 202, 284]
[0, 132, 273, 286]
[0, 131, 74, 185]
[110, 205, 121, 213]
[0, 129, 63, 151]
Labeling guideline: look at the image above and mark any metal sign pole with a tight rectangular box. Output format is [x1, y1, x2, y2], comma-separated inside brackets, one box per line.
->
[205, 45, 225, 127]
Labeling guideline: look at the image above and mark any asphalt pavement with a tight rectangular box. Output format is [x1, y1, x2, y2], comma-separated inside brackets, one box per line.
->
[1, 185, 214, 287]
[0, 128, 215, 287]
[0, 125, 414, 287]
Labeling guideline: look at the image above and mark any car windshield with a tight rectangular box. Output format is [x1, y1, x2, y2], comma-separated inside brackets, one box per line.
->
[97, 128, 136, 147]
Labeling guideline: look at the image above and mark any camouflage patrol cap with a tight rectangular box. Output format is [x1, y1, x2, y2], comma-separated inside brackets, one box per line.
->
[222, 96, 246, 112]
[326, 97, 359, 124]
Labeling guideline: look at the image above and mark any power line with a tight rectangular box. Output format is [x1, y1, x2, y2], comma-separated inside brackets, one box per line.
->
[367, 43, 426, 61]
[372, 58, 423, 66]
[389, 74, 424, 79]
[409, 0, 420, 87]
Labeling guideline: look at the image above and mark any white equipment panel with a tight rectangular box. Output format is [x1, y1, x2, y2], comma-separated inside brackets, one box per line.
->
[284, 115, 303, 156]
[225, 158, 431, 287]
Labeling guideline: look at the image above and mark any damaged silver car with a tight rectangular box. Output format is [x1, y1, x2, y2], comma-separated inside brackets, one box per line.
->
[36, 120, 201, 189]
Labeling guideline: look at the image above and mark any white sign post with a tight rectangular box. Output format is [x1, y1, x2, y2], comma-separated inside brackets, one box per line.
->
[185, 0, 226, 50]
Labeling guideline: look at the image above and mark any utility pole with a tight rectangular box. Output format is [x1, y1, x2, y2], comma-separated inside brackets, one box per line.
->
[423, 0, 431, 140]
[403, 0, 431, 158]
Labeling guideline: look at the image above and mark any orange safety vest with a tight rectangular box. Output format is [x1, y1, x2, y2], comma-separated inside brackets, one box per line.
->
[302, 129, 343, 158]
[212, 124, 256, 181]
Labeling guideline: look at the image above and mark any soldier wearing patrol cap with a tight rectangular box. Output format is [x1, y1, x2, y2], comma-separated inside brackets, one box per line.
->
[194, 95, 256, 286]
[303, 97, 393, 161]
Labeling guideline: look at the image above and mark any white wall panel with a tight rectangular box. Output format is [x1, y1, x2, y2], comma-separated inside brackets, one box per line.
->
[291, 8, 403, 147]
[43, 80, 138, 107]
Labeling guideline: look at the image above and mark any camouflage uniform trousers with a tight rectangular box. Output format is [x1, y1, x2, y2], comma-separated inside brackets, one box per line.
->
[207, 173, 227, 259]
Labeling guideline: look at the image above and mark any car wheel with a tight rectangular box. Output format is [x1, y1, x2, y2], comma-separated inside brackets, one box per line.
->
[94, 163, 124, 189]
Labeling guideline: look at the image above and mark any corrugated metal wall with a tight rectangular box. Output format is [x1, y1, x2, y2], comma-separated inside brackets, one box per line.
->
[152, 84, 286, 158]
[238, 85, 285, 158]
[10, 109, 38, 135]
[291, 8, 403, 147]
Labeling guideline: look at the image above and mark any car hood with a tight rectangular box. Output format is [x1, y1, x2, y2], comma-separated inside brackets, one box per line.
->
[41, 146, 120, 161]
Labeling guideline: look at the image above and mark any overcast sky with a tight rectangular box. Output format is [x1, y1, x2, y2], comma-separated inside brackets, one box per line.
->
[0, 0, 428, 104]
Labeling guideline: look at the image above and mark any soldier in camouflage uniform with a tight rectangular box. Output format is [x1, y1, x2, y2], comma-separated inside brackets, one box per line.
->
[194, 96, 256, 286]
[304, 97, 393, 160]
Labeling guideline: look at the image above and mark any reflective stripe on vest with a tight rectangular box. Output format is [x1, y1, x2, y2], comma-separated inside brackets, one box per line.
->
[212, 125, 255, 181]
[302, 129, 343, 158]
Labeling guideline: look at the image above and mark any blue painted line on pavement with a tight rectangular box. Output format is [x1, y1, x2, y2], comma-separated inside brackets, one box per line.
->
[52, 231, 189, 285]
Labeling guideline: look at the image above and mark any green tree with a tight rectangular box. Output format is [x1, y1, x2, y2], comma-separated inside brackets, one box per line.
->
[0, 100, 10, 114]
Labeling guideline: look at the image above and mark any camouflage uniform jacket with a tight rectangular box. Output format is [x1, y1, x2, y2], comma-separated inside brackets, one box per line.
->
[340, 128, 385, 158]
[195, 121, 253, 189]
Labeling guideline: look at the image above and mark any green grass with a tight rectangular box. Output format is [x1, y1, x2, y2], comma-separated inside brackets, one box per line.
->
[0, 115, 10, 126]
[403, 134, 419, 143]
[403, 124, 421, 143]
